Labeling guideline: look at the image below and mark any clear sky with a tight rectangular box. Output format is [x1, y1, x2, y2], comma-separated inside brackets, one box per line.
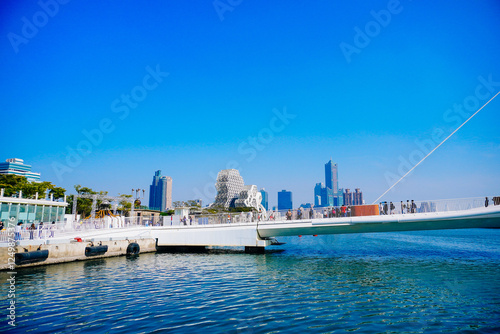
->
[1, 0, 499, 208]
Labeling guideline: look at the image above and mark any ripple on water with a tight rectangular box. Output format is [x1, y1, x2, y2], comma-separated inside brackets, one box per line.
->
[3, 230, 500, 333]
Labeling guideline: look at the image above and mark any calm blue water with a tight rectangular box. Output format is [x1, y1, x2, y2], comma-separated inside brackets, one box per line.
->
[2, 229, 500, 333]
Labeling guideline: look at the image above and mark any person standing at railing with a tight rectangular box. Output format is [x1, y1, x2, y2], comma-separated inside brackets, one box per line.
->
[286, 209, 292, 220]
[411, 200, 417, 213]
[15, 222, 22, 240]
[485, 197, 489, 207]
[38, 222, 44, 238]
[50, 221, 56, 237]
[29, 223, 36, 240]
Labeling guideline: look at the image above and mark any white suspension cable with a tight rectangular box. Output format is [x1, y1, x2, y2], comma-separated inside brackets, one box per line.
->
[373, 90, 500, 204]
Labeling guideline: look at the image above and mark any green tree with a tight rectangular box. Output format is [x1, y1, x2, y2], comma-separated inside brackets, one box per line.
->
[0, 175, 66, 200]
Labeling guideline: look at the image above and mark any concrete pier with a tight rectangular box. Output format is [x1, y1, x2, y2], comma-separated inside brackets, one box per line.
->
[0, 237, 156, 270]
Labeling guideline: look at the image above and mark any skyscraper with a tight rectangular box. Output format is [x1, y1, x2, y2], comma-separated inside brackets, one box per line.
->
[321, 187, 334, 207]
[325, 160, 338, 194]
[353, 188, 363, 205]
[343, 188, 352, 206]
[149, 170, 172, 212]
[260, 188, 269, 211]
[278, 190, 293, 210]
[314, 183, 323, 206]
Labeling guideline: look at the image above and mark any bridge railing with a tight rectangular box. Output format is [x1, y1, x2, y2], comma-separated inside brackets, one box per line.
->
[378, 196, 495, 215]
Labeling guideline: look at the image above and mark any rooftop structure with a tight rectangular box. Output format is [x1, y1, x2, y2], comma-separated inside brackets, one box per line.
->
[0, 158, 41, 182]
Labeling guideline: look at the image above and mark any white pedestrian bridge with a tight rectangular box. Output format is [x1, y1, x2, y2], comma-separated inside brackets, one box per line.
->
[152, 204, 500, 252]
[5, 197, 500, 253]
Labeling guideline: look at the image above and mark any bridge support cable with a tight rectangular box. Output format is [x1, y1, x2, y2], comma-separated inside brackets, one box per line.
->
[373, 90, 500, 204]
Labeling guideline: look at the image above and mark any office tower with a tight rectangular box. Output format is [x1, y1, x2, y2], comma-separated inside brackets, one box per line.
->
[321, 187, 334, 207]
[343, 188, 352, 206]
[213, 169, 244, 208]
[335, 188, 344, 206]
[325, 160, 338, 194]
[314, 183, 323, 207]
[149, 170, 172, 212]
[353, 188, 363, 206]
[260, 188, 269, 211]
[278, 190, 293, 210]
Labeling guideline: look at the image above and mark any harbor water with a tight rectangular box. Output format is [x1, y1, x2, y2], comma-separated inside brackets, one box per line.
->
[2, 229, 500, 333]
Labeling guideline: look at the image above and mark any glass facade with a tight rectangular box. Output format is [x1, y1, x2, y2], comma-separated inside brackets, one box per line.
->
[0, 200, 67, 228]
[278, 190, 293, 210]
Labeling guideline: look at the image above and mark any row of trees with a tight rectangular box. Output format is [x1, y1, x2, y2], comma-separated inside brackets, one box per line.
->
[0, 175, 134, 218]
[0, 175, 66, 200]
[1, 174, 255, 218]
[67, 185, 137, 218]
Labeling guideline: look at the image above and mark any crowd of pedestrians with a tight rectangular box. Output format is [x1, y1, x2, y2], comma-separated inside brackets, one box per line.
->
[0, 220, 57, 241]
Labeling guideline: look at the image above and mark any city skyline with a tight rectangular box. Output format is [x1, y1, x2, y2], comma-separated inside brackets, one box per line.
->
[1, 1, 499, 209]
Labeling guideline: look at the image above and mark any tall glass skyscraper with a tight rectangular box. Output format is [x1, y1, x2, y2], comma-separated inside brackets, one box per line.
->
[278, 190, 293, 210]
[260, 188, 268, 211]
[325, 160, 338, 194]
[149, 170, 172, 212]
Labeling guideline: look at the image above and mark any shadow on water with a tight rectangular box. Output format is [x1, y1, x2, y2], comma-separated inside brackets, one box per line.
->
[83, 258, 107, 271]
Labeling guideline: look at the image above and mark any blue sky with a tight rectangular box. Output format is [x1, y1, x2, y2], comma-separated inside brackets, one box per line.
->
[1, 0, 499, 208]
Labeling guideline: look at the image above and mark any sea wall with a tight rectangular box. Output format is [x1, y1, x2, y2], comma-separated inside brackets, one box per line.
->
[0, 238, 157, 270]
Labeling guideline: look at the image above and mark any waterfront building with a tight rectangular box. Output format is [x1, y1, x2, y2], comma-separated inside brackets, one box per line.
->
[321, 187, 334, 207]
[325, 160, 338, 194]
[353, 188, 363, 205]
[0, 188, 67, 225]
[343, 189, 353, 206]
[260, 188, 269, 211]
[278, 190, 293, 210]
[335, 188, 344, 206]
[149, 170, 172, 212]
[314, 183, 323, 206]
[0, 158, 41, 182]
[213, 169, 244, 208]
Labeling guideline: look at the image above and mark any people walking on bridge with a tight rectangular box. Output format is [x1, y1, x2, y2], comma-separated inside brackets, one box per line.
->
[390, 202, 395, 214]
[383, 202, 388, 215]
[485, 197, 489, 207]
[411, 200, 417, 213]
[401, 201, 405, 214]
[341, 205, 347, 217]
[286, 209, 292, 220]
[309, 208, 314, 219]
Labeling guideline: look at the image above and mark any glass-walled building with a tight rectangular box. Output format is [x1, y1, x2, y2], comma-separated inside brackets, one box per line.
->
[0, 190, 67, 227]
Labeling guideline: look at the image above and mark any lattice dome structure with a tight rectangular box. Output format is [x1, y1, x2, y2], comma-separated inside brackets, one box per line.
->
[213, 169, 245, 208]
